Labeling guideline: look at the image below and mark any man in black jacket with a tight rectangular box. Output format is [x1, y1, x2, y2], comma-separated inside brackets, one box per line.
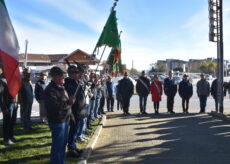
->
[178, 74, 193, 113]
[117, 72, 134, 115]
[136, 71, 150, 114]
[34, 72, 47, 123]
[211, 78, 218, 112]
[44, 66, 75, 164]
[64, 65, 85, 158]
[164, 71, 177, 113]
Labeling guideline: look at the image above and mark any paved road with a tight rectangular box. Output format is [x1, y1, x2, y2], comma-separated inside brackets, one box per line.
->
[88, 111, 230, 164]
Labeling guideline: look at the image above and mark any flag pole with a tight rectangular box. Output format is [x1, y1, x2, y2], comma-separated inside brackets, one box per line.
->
[23, 40, 28, 68]
[95, 45, 107, 74]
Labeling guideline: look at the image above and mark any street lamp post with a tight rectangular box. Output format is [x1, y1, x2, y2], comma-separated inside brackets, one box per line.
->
[208, 0, 224, 113]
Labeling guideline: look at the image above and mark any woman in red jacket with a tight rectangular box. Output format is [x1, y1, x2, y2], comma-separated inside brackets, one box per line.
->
[150, 74, 163, 114]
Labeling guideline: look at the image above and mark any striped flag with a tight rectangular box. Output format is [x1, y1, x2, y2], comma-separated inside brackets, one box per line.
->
[0, 0, 21, 98]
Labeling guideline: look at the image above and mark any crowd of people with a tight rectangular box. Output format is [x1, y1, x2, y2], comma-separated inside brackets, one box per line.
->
[0, 65, 222, 164]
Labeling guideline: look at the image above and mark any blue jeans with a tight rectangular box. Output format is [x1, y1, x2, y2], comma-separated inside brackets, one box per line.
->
[78, 104, 89, 139]
[93, 98, 100, 118]
[67, 120, 81, 150]
[89, 100, 95, 120]
[20, 102, 33, 129]
[49, 122, 69, 164]
[3, 104, 18, 141]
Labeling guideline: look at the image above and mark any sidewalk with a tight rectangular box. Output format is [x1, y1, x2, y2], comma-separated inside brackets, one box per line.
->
[88, 110, 230, 164]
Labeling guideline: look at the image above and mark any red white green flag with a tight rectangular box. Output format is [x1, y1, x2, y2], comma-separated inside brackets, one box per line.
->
[0, 0, 21, 98]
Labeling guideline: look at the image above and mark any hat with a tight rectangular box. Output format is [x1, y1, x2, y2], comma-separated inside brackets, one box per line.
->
[67, 65, 80, 75]
[124, 72, 128, 76]
[183, 74, 188, 77]
[141, 71, 145, 75]
[50, 66, 66, 77]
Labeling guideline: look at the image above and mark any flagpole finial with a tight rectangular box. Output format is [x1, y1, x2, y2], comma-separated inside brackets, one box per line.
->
[111, 0, 119, 11]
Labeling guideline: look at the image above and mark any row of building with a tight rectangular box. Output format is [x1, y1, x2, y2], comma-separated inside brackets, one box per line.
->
[156, 58, 230, 74]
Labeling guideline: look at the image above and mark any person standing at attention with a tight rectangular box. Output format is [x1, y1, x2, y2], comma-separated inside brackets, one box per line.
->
[178, 74, 193, 113]
[164, 71, 177, 114]
[35, 72, 48, 123]
[136, 71, 150, 114]
[44, 66, 75, 164]
[117, 72, 134, 115]
[150, 74, 163, 114]
[197, 73, 210, 113]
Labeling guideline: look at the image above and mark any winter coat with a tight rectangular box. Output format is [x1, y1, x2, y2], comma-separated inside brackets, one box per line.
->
[197, 79, 210, 97]
[178, 80, 193, 99]
[117, 78, 134, 99]
[150, 80, 163, 102]
[35, 79, 47, 102]
[136, 76, 150, 97]
[64, 77, 86, 120]
[44, 80, 72, 123]
[18, 79, 33, 107]
[164, 77, 177, 97]
[211, 79, 218, 99]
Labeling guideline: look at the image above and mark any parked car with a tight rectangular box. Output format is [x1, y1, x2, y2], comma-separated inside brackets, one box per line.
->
[205, 74, 213, 80]
[173, 76, 182, 85]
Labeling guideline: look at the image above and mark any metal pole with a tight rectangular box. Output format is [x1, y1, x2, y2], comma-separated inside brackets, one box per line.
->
[218, 0, 224, 113]
[24, 40, 28, 68]
[95, 45, 107, 74]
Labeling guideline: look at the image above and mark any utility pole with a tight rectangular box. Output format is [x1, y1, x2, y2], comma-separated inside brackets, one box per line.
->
[208, 0, 224, 113]
[24, 40, 28, 68]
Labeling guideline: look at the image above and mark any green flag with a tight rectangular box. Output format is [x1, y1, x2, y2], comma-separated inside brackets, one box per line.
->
[96, 10, 120, 50]
[107, 38, 122, 77]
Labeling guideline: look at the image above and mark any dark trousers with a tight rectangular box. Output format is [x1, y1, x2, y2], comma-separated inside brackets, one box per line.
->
[199, 95, 207, 113]
[99, 96, 105, 114]
[153, 102, 160, 113]
[167, 96, 175, 112]
[3, 104, 18, 141]
[107, 96, 114, 112]
[214, 97, 218, 112]
[122, 97, 130, 114]
[182, 98, 190, 112]
[139, 96, 148, 113]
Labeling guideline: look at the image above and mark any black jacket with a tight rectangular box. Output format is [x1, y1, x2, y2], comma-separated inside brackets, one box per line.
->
[164, 77, 177, 97]
[117, 78, 134, 99]
[179, 80, 193, 99]
[64, 77, 85, 120]
[44, 81, 72, 123]
[211, 79, 218, 99]
[35, 79, 47, 102]
[136, 76, 150, 97]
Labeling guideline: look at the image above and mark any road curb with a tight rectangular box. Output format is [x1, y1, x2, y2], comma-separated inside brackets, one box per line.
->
[209, 111, 230, 122]
[78, 115, 107, 164]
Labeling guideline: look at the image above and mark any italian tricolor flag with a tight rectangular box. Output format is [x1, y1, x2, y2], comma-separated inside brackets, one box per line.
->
[0, 0, 21, 98]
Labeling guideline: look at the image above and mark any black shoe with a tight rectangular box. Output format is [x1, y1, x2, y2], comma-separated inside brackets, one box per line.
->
[101, 112, 106, 114]
[143, 111, 148, 114]
[126, 112, 131, 115]
[67, 149, 81, 158]
[170, 111, 175, 114]
[75, 148, 83, 154]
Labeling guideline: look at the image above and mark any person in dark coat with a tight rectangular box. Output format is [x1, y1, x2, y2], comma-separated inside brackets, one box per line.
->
[0, 72, 19, 145]
[211, 78, 218, 112]
[164, 71, 177, 113]
[136, 71, 150, 114]
[196, 73, 210, 113]
[117, 72, 134, 115]
[19, 68, 33, 130]
[35, 72, 48, 123]
[64, 65, 85, 157]
[44, 66, 75, 164]
[178, 74, 193, 113]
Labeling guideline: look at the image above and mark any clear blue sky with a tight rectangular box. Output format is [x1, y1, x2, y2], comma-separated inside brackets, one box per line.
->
[4, 0, 230, 70]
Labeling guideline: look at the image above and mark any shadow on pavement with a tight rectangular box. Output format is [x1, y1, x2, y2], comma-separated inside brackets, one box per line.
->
[88, 113, 230, 164]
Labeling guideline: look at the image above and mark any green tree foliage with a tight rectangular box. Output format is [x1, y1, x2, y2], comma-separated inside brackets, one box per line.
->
[173, 66, 183, 72]
[155, 62, 167, 73]
[200, 61, 217, 74]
